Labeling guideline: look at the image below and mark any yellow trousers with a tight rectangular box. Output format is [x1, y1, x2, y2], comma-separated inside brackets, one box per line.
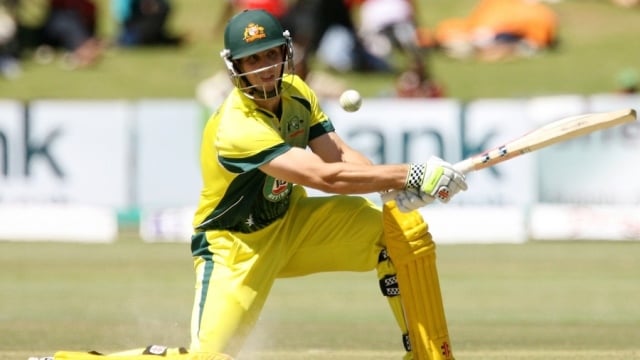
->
[190, 186, 385, 357]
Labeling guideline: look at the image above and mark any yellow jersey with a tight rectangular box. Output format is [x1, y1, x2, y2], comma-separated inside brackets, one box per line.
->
[193, 74, 334, 233]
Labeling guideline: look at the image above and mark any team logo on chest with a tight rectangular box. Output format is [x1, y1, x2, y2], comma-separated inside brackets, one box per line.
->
[264, 177, 291, 202]
[286, 116, 305, 137]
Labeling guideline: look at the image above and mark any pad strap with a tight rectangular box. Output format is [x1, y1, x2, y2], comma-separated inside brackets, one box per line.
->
[403, 333, 412, 352]
[379, 274, 400, 297]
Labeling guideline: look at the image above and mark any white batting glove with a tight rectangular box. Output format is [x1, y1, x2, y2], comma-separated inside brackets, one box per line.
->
[405, 156, 468, 204]
[380, 188, 432, 212]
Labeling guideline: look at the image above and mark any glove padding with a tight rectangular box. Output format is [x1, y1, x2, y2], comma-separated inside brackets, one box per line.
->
[380, 188, 432, 212]
[406, 156, 468, 204]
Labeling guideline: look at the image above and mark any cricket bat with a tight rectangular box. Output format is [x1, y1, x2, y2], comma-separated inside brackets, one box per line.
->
[454, 108, 637, 174]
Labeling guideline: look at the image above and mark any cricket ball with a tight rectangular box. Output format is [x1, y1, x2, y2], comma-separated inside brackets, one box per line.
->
[339, 89, 362, 112]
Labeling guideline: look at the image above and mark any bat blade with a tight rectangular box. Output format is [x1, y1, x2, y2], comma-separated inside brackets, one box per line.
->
[454, 108, 637, 174]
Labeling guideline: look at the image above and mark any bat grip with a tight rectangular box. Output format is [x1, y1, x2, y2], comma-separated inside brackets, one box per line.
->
[453, 158, 474, 175]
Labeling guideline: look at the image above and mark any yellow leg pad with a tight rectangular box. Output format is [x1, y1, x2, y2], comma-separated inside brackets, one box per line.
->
[383, 202, 454, 360]
[53, 349, 233, 360]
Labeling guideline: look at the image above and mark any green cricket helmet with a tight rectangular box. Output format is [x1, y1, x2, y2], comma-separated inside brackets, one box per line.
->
[220, 9, 294, 99]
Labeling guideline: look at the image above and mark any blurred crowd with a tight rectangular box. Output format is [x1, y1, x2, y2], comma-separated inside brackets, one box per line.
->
[0, 0, 183, 78]
[199, 0, 564, 104]
[199, 0, 444, 105]
[2, 1, 636, 97]
[1, 0, 444, 99]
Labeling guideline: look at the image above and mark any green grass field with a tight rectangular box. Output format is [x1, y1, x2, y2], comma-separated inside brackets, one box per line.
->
[3, 1, 640, 101]
[2, 238, 639, 360]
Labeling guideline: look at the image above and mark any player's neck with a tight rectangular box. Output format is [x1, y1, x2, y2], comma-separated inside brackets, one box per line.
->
[255, 97, 282, 118]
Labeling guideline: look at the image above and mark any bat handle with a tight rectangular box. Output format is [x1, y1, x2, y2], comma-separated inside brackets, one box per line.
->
[453, 158, 474, 175]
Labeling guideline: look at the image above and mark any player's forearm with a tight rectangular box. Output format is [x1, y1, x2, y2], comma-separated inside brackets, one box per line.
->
[263, 147, 409, 194]
[309, 132, 373, 166]
[340, 147, 374, 166]
[306, 163, 409, 194]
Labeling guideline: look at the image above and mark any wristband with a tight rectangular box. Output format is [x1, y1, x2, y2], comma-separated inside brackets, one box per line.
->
[405, 163, 426, 189]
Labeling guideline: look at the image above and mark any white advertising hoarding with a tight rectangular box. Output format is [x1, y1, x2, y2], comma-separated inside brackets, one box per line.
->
[588, 93, 640, 113]
[1, 96, 638, 243]
[536, 96, 640, 204]
[0, 100, 23, 188]
[0, 100, 131, 207]
[325, 98, 462, 164]
[530, 205, 640, 241]
[135, 99, 203, 209]
[0, 204, 117, 242]
[458, 99, 534, 206]
[418, 205, 527, 244]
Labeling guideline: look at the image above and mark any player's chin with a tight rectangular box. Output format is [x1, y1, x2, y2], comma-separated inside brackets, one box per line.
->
[258, 84, 278, 93]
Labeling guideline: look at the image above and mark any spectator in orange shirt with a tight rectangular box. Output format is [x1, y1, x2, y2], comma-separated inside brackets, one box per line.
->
[434, 0, 558, 61]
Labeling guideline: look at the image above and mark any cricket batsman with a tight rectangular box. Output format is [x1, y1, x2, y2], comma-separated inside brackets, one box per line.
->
[40, 8, 468, 360]
[188, 9, 467, 359]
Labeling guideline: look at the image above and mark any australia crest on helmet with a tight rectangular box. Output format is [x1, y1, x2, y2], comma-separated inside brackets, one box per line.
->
[243, 22, 267, 43]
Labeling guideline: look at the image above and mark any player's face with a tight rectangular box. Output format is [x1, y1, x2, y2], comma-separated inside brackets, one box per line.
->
[237, 46, 284, 92]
